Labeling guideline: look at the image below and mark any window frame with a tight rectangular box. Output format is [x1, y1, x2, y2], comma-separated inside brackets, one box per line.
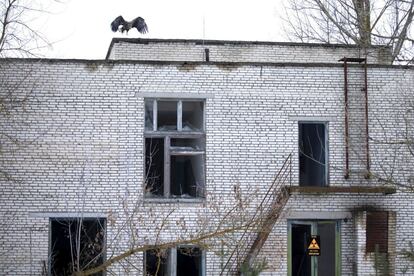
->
[287, 220, 341, 276]
[144, 98, 206, 201]
[144, 246, 206, 276]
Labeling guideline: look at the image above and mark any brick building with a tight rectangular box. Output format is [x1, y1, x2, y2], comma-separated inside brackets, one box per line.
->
[1, 38, 413, 275]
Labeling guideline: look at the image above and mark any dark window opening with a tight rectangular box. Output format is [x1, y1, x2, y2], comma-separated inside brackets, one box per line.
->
[366, 211, 388, 253]
[158, 101, 177, 131]
[145, 249, 169, 276]
[177, 247, 202, 276]
[145, 138, 164, 197]
[182, 101, 204, 131]
[299, 123, 327, 186]
[50, 218, 105, 276]
[171, 155, 204, 198]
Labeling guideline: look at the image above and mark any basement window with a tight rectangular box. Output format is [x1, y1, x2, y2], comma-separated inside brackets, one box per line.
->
[366, 211, 388, 253]
[49, 218, 105, 276]
[144, 99, 205, 199]
[299, 122, 328, 186]
[144, 246, 204, 276]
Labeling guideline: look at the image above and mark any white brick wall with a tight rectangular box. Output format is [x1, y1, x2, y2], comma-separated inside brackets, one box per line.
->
[0, 52, 413, 275]
[107, 38, 393, 64]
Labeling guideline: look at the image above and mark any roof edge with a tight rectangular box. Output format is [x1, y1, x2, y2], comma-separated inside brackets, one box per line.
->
[1, 58, 412, 70]
[107, 37, 392, 49]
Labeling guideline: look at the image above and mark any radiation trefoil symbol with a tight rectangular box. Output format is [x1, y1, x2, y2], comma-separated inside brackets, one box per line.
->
[307, 236, 321, 256]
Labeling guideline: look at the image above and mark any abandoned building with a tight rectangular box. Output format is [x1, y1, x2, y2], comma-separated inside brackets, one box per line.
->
[0, 38, 413, 275]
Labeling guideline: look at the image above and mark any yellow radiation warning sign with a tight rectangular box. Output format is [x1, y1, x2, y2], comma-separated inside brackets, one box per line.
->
[308, 235, 321, 256]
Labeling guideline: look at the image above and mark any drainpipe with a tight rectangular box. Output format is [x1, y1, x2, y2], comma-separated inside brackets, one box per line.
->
[363, 58, 371, 177]
[341, 58, 350, 179]
[339, 57, 369, 179]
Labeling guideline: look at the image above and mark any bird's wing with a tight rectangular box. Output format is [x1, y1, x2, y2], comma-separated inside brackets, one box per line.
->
[111, 16, 126, 32]
[132, 17, 148, 34]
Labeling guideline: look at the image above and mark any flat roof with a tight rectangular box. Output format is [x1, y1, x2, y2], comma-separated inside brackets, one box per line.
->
[105, 38, 392, 60]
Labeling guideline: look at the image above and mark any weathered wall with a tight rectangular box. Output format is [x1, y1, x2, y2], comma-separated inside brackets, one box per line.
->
[0, 58, 413, 275]
[107, 38, 393, 64]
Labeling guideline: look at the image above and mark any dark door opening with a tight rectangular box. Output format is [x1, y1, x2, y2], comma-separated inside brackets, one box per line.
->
[318, 223, 336, 276]
[292, 224, 312, 276]
[299, 123, 327, 186]
[289, 221, 339, 276]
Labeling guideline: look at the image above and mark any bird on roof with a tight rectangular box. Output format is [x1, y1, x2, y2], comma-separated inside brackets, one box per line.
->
[111, 16, 148, 34]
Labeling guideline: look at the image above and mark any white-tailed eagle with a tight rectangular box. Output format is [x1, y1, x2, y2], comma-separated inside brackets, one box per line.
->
[111, 16, 148, 34]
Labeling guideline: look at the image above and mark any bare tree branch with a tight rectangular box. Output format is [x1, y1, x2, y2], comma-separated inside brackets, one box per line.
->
[283, 0, 414, 64]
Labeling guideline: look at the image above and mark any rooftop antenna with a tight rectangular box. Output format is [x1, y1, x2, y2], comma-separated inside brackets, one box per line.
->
[202, 14, 206, 46]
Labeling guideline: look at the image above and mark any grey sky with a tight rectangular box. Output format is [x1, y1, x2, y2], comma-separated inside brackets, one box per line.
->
[38, 0, 285, 59]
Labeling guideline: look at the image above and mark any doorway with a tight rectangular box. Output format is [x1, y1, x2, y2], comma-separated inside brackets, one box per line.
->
[288, 220, 340, 276]
[299, 122, 328, 187]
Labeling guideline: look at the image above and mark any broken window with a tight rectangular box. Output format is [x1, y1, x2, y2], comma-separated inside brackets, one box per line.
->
[144, 99, 205, 199]
[145, 138, 164, 197]
[182, 101, 204, 131]
[145, 249, 170, 276]
[50, 218, 106, 276]
[158, 101, 178, 131]
[145, 246, 204, 276]
[299, 122, 328, 186]
[177, 246, 203, 276]
[366, 211, 388, 253]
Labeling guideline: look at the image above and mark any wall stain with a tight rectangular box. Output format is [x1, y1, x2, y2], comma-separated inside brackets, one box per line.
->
[177, 63, 198, 71]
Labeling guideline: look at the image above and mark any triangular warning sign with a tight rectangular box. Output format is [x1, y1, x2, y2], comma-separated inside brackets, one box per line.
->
[308, 238, 320, 250]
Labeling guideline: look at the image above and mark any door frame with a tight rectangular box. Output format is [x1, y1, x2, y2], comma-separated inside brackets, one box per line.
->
[287, 220, 341, 276]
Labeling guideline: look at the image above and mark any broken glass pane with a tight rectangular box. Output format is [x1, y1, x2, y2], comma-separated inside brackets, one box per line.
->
[145, 138, 164, 197]
[170, 155, 204, 198]
[182, 101, 204, 131]
[158, 101, 177, 131]
[145, 100, 154, 131]
[171, 138, 205, 152]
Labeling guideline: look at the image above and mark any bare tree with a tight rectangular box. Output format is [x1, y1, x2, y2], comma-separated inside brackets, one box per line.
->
[283, 0, 414, 63]
[0, 0, 56, 57]
[47, 152, 292, 276]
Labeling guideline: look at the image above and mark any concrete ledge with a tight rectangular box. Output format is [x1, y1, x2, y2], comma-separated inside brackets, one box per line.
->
[29, 212, 107, 218]
[287, 186, 396, 195]
[143, 198, 206, 204]
[287, 211, 352, 219]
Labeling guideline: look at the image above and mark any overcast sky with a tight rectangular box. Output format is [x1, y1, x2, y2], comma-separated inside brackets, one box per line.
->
[37, 0, 286, 59]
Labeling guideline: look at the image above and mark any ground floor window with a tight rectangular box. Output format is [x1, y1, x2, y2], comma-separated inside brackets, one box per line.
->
[145, 246, 205, 276]
[49, 217, 106, 275]
[288, 220, 340, 276]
